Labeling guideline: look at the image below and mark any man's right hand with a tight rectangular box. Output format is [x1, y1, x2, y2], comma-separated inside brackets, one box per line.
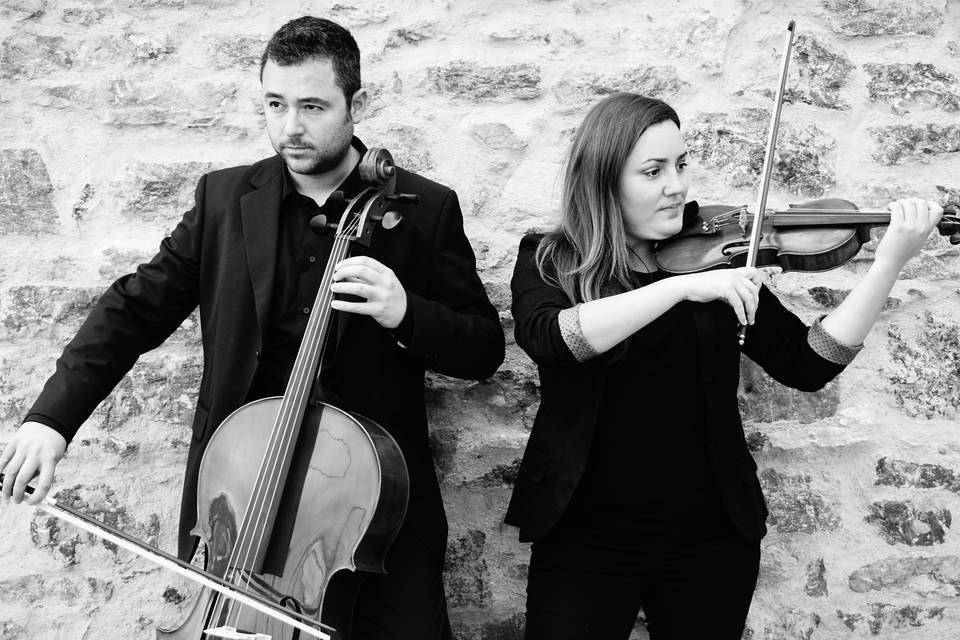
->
[0, 421, 67, 505]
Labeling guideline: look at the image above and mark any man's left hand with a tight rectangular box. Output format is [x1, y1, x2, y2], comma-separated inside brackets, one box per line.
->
[331, 256, 407, 329]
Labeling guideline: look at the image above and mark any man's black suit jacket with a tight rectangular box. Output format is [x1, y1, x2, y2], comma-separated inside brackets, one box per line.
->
[505, 233, 846, 543]
[28, 153, 505, 560]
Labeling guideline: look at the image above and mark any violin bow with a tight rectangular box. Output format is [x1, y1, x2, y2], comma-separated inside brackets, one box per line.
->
[1, 475, 332, 640]
[738, 20, 797, 346]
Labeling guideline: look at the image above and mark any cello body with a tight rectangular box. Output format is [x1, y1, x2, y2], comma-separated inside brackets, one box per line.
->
[156, 397, 408, 639]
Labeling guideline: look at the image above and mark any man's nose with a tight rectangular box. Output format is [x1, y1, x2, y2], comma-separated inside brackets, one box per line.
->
[283, 110, 305, 136]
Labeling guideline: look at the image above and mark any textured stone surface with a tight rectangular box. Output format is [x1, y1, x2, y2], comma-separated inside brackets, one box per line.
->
[104, 79, 240, 130]
[865, 63, 960, 114]
[0, 33, 74, 79]
[848, 555, 960, 595]
[2, 286, 102, 339]
[0, 149, 57, 235]
[876, 458, 960, 492]
[739, 358, 840, 424]
[866, 500, 952, 546]
[869, 123, 960, 165]
[427, 61, 541, 101]
[210, 35, 265, 70]
[821, 0, 943, 36]
[744, 609, 821, 640]
[685, 111, 835, 196]
[836, 604, 946, 634]
[887, 313, 960, 418]
[452, 612, 524, 640]
[445, 529, 491, 607]
[759, 469, 840, 534]
[120, 162, 211, 222]
[554, 66, 688, 108]
[786, 35, 855, 110]
[804, 558, 828, 597]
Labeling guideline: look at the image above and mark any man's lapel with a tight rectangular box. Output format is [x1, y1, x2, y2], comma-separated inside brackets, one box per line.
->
[240, 156, 284, 338]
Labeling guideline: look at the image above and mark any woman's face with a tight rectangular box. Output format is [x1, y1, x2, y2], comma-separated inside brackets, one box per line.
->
[617, 119, 690, 243]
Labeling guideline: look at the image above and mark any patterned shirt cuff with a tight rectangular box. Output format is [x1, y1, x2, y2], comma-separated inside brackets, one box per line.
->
[558, 305, 598, 363]
[807, 317, 863, 365]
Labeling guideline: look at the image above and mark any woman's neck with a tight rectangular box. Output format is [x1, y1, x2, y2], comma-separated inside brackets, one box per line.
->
[626, 241, 656, 273]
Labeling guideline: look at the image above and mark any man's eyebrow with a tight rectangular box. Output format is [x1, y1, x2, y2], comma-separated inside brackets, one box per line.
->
[263, 92, 333, 105]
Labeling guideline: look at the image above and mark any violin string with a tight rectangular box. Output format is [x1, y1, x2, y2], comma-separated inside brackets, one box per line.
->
[226, 213, 361, 629]
[214, 213, 362, 630]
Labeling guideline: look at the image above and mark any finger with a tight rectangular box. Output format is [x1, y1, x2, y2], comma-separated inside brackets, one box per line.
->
[1, 450, 24, 500]
[725, 289, 747, 326]
[736, 282, 759, 325]
[332, 265, 384, 284]
[0, 440, 16, 475]
[330, 281, 375, 300]
[334, 256, 386, 273]
[331, 299, 375, 317]
[26, 457, 55, 506]
[13, 456, 40, 504]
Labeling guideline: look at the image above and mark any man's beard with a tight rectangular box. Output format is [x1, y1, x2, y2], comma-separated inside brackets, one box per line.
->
[282, 134, 352, 175]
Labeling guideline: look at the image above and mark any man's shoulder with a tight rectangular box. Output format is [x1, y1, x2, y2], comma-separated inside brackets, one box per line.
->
[203, 155, 283, 192]
[394, 166, 453, 201]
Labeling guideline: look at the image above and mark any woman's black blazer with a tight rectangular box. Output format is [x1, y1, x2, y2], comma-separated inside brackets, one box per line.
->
[506, 233, 846, 543]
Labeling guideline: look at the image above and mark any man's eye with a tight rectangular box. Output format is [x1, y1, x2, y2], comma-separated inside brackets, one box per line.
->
[267, 101, 283, 110]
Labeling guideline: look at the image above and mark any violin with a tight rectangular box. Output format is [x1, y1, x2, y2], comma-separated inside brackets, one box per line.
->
[654, 198, 960, 274]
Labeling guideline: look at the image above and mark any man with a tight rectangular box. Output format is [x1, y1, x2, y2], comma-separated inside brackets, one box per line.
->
[0, 16, 504, 639]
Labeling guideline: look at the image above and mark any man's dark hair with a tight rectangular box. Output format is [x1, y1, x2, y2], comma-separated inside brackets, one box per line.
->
[260, 17, 361, 103]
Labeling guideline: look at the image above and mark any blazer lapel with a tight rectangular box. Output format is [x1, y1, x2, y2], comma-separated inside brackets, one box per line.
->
[240, 156, 284, 338]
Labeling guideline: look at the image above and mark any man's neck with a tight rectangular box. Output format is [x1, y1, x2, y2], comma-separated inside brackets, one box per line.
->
[287, 145, 361, 205]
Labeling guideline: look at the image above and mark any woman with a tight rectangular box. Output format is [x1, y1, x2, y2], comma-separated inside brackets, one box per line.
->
[506, 93, 942, 639]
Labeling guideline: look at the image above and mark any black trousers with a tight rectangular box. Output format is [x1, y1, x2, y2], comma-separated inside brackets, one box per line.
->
[524, 520, 760, 640]
[325, 522, 452, 640]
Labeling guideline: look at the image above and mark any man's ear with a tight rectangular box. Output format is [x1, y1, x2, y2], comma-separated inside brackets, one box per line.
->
[349, 88, 368, 124]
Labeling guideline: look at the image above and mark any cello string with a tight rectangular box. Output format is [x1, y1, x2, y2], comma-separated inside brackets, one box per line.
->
[221, 213, 362, 630]
[221, 223, 355, 629]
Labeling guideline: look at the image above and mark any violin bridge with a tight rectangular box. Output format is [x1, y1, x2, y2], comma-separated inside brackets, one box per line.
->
[204, 626, 271, 640]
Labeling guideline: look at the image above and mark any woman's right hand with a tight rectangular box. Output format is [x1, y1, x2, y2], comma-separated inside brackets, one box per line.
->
[0, 421, 67, 505]
[677, 267, 762, 326]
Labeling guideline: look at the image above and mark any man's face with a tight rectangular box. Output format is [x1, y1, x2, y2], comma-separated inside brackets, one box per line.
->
[261, 57, 364, 175]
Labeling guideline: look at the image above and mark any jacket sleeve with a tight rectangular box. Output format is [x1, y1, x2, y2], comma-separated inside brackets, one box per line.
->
[400, 189, 504, 380]
[510, 233, 587, 368]
[741, 284, 847, 392]
[25, 175, 207, 442]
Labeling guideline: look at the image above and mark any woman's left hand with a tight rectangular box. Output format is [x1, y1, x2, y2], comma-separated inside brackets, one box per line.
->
[873, 198, 943, 271]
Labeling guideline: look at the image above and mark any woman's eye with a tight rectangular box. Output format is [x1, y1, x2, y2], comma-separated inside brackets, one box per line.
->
[644, 168, 661, 177]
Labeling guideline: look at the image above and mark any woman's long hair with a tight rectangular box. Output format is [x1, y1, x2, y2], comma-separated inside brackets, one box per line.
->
[536, 93, 680, 303]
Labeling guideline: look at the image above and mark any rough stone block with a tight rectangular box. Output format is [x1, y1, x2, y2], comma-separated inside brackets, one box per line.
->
[60, 6, 111, 24]
[210, 35, 265, 70]
[2, 285, 102, 338]
[452, 611, 524, 640]
[0, 33, 74, 79]
[869, 123, 960, 165]
[119, 162, 211, 223]
[744, 609, 821, 640]
[759, 468, 839, 534]
[0, 148, 57, 235]
[98, 248, 155, 281]
[104, 78, 239, 130]
[739, 357, 840, 424]
[836, 603, 945, 634]
[427, 61, 541, 101]
[686, 110, 835, 196]
[865, 63, 960, 114]
[848, 555, 960, 595]
[821, 0, 942, 36]
[92, 356, 202, 430]
[1, 0, 44, 20]
[866, 500, 951, 546]
[383, 22, 435, 50]
[805, 558, 828, 597]
[471, 123, 528, 152]
[368, 125, 434, 175]
[785, 34, 854, 110]
[875, 457, 960, 492]
[445, 529, 490, 607]
[887, 313, 960, 418]
[554, 67, 688, 108]
[29, 484, 160, 564]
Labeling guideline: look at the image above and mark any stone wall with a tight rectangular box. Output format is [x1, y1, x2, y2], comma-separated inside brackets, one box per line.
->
[1, 0, 959, 638]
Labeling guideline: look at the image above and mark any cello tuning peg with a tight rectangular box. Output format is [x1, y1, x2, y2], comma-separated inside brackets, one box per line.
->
[949, 232, 960, 246]
[309, 214, 338, 235]
[370, 211, 403, 230]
